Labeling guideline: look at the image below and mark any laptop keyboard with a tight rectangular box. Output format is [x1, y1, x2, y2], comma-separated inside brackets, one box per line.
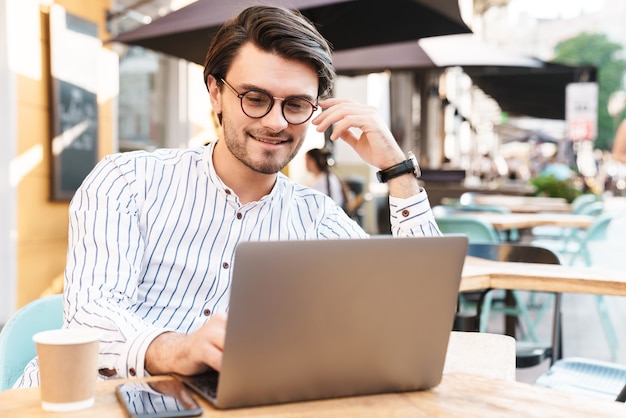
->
[535, 357, 626, 401]
[178, 369, 220, 402]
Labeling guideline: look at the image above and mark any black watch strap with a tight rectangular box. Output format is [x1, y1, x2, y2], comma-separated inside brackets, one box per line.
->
[376, 152, 420, 183]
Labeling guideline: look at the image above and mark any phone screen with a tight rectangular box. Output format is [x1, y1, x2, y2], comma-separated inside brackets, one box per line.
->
[115, 379, 203, 418]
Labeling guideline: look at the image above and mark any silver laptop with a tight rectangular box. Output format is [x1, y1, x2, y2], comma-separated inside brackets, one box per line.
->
[178, 235, 468, 409]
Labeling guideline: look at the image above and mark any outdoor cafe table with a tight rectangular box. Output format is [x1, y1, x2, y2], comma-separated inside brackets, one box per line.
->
[2, 332, 625, 417]
[460, 212, 594, 232]
[460, 256, 626, 357]
[471, 194, 572, 213]
[461, 256, 626, 296]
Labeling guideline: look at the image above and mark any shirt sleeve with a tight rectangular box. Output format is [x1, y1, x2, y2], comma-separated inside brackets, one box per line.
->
[63, 155, 168, 380]
[389, 188, 442, 237]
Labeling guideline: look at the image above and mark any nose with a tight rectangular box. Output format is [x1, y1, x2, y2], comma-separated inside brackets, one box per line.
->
[260, 100, 289, 132]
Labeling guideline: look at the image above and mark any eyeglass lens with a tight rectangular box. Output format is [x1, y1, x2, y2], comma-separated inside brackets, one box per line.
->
[240, 91, 315, 125]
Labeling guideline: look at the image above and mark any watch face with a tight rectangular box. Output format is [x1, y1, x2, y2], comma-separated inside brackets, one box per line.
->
[408, 152, 421, 178]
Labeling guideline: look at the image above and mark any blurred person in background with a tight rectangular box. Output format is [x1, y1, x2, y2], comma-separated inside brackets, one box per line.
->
[611, 119, 626, 163]
[305, 147, 346, 208]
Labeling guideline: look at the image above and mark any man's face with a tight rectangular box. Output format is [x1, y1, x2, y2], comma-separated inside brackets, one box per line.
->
[210, 43, 319, 175]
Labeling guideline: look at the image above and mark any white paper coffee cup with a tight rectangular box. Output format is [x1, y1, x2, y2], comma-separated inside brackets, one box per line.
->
[33, 328, 101, 412]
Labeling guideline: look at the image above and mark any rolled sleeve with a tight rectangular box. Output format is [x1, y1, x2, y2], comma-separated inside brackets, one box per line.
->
[389, 188, 441, 237]
[123, 327, 171, 378]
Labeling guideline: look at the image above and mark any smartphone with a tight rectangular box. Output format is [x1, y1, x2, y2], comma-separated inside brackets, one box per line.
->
[115, 379, 203, 418]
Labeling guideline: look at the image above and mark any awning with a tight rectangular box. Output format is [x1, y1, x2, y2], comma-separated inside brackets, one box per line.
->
[108, 0, 471, 65]
[331, 35, 596, 120]
[465, 64, 597, 120]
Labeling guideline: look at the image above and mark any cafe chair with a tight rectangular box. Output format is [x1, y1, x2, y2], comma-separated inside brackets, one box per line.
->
[441, 194, 519, 241]
[0, 294, 63, 391]
[436, 215, 505, 323]
[436, 216, 554, 367]
[534, 211, 620, 362]
[569, 212, 623, 363]
[465, 242, 563, 369]
[435, 215, 501, 244]
[535, 357, 626, 402]
[531, 196, 603, 255]
[533, 194, 598, 238]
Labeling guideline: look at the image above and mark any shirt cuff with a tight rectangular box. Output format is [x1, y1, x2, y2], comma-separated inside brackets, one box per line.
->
[122, 327, 171, 378]
[389, 188, 440, 235]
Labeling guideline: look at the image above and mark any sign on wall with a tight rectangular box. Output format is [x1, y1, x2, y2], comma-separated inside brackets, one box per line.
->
[565, 82, 598, 142]
[49, 5, 100, 200]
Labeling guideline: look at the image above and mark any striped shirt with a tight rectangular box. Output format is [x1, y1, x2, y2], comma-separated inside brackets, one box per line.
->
[15, 142, 440, 387]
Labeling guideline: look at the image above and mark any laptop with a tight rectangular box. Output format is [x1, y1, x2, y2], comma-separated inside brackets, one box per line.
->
[177, 235, 468, 409]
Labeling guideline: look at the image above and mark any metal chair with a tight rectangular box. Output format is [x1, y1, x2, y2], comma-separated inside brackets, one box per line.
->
[536, 357, 626, 402]
[531, 196, 603, 253]
[534, 211, 620, 362]
[436, 216, 556, 367]
[465, 242, 562, 368]
[0, 294, 63, 391]
[534, 211, 626, 402]
[435, 215, 501, 244]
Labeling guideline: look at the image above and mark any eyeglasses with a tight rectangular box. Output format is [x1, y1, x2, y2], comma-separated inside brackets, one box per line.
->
[220, 78, 318, 125]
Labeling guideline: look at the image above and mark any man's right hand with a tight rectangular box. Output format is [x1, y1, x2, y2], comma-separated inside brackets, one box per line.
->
[145, 312, 227, 376]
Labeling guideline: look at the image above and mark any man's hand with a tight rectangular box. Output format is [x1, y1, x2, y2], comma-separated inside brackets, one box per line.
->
[312, 98, 420, 198]
[145, 313, 227, 376]
[312, 98, 405, 170]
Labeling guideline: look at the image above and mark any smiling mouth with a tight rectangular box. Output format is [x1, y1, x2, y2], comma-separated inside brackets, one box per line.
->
[252, 135, 290, 145]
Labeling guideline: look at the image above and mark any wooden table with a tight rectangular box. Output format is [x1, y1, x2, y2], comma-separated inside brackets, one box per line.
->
[461, 256, 626, 296]
[460, 256, 626, 364]
[472, 194, 572, 213]
[462, 212, 594, 231]
[4, 373, 625, 417]
[2, 331, 624, 417]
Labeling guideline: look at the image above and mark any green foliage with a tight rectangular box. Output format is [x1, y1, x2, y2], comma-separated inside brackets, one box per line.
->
[530, 174, 582, 203]
[553, 32, 626, 150]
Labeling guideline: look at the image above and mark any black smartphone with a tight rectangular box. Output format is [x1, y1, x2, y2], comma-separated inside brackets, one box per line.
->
[115, 379, 203, 418]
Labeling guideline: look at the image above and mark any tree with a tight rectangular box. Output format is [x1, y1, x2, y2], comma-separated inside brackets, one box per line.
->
[552, 33, 626, 150]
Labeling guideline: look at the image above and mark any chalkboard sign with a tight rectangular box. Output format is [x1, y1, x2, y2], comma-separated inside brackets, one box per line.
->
[49, 5, 100, 201]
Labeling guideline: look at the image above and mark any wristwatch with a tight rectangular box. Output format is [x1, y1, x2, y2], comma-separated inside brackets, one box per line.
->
[376, 151, 421, 183]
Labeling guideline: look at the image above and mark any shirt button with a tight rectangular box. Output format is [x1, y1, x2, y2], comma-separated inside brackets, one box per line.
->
[236, 212, 242, 220]
[402, 209, 410, 217]
[225, 189, 232, 195]
[222, 262, 229, 269]
[129, 368, 136, 376]
[203, 308, 211, 316]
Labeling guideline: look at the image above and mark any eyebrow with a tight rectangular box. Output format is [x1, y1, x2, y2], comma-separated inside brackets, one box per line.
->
[238, 82, 317, 102]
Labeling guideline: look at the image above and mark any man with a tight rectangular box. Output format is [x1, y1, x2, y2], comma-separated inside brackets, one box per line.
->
[16, 5, 440, 387]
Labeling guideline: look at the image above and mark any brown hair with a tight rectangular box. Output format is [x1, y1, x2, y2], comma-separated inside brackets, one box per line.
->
[306, 148, 332, 173]
[203, 5, 335, 98]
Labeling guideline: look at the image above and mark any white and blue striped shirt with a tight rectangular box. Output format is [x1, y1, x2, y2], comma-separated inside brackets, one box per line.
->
[16, 142, 440, 387]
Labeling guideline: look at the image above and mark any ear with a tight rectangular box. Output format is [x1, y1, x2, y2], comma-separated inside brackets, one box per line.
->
[207, 75, 223, 115]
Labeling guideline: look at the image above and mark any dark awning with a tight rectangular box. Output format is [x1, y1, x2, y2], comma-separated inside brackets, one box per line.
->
[108, 0, 471, 65]
[333, 35, 544, 75]
[331, 35, 596, 120]
[465, 64, 597, 120]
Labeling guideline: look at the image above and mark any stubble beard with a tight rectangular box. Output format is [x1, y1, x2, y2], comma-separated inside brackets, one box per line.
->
[221, 116, 305, 175]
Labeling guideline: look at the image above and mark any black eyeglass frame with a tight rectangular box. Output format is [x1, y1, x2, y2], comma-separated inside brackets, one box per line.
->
[220, 78, 318, 125]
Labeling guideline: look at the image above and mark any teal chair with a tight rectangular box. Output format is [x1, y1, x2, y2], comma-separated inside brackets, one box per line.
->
[533, 211, 620, 362]
[436, 216, 544, 351]
[568, 212, 620, 362]
[435, 216, 501, 244]
[0, 294, 64, 391]
[568, 211, 615, 267]
[467, 243, 562, 368]
[531, 194, 601, 244]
